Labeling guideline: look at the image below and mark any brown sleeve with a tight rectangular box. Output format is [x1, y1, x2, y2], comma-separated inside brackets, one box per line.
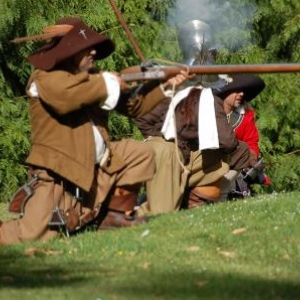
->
[133, 99, 170, 138]
[116, 80, 168, 118]
[28, 69, 108, 115]
[249, 149, 258, 167]
[229, 141, 250, 171]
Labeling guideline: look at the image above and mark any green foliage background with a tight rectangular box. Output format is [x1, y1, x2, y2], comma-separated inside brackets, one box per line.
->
[0, 0, 300, 202]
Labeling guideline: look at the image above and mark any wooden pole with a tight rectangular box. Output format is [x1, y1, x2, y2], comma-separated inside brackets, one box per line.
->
[108, 0, 146, 63]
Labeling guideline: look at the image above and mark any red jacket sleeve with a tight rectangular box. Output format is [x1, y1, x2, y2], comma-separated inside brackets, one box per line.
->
[234, 109, 260, 157]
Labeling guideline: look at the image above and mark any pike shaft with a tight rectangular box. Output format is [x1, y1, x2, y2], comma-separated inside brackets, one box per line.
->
[108, 0, 146, 62]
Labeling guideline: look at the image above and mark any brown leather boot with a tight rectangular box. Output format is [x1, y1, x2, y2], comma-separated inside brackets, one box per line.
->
[183, 180, 221, 209]
[97, 191, 148, 230]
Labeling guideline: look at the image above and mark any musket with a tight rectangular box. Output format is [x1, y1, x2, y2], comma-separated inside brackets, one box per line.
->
[108, 1, 300, 81]
[120, 63, 300, 82]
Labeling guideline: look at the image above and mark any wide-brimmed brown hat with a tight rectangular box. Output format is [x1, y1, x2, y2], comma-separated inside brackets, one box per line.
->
[213, 74, 265, 102]
[27, 17, 115, 71]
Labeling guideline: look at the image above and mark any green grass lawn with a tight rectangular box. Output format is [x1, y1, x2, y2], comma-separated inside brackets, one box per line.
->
[0, 192, 299, 300]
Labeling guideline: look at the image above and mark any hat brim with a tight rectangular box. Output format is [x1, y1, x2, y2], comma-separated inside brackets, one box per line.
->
[28, 21, 115, 71]
[213, 74, 265, 102]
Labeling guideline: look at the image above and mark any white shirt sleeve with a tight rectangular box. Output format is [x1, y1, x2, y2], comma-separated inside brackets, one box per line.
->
[100, 72, 121, 111]
[28, 82, 39, 97]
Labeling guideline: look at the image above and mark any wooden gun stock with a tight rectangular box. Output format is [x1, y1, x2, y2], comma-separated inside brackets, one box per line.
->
[120, 63, 300, 82]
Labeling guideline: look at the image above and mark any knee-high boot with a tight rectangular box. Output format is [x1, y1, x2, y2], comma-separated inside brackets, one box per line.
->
[97, 186, 148, 229]
[182, 180, 222, 209]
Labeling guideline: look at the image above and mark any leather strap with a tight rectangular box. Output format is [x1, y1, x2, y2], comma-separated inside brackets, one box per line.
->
[228, 110, 244, 130]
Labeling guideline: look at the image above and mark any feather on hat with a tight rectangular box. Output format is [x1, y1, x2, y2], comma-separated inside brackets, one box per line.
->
[12, 17, 115, 71]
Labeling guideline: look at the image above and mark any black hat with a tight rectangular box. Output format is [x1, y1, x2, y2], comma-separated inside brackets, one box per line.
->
[213, 74, 265, 102]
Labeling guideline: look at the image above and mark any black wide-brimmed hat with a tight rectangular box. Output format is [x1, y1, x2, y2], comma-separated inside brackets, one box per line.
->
[213, 74, 265, 102]
[26, 17, 115, 71]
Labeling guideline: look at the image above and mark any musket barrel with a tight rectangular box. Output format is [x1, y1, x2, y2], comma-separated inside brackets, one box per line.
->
[186, 63, 300, 74]
[120, 63, 300, 82]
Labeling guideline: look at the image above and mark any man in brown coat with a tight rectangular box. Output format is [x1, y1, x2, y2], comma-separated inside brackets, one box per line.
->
[134, 19, 251, 214]
[134, 81, 250, 215]
[0, 17, 188, 245]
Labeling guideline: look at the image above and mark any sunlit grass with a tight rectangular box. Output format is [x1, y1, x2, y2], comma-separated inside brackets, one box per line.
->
[0, 192, 299, 299]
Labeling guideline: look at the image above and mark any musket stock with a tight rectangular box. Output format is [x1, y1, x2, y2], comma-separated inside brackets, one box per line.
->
[120, 63, 300, 82]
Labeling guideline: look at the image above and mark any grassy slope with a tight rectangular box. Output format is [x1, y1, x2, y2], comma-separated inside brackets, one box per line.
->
[0, 192, 299, 300]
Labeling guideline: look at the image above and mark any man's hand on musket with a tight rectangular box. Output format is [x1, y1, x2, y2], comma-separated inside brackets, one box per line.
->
[162, 70, 194, 90]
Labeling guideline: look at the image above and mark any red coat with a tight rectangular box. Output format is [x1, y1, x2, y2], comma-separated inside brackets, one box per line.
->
[229, 108, 259, 158]
[229, 107, 271, 185]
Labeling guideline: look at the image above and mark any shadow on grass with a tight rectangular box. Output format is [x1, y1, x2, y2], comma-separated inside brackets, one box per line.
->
[104, 271, 300, 300]
[0, 248, 299, 299]
[0, 247, 91, 288]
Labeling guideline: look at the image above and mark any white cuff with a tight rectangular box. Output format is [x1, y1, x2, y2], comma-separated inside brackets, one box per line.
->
[101, 72, 121, 110]
[28, 82, 39, 97]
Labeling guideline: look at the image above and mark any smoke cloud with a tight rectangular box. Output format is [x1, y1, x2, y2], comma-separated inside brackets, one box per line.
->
[167, 0, 257, 51]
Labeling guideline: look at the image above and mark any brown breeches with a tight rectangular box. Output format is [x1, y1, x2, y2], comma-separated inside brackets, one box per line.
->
[0, 139, 155, 245]
[137, 137, 230, 216]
